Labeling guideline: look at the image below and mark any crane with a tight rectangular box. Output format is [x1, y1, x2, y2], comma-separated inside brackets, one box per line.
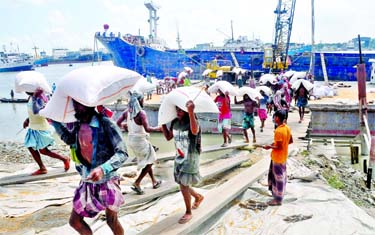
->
[263, 0, 296, 72]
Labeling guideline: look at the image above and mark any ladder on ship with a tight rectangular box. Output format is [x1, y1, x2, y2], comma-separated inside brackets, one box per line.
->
[320, 53, 329, 85]
[230, 52, 239, 67]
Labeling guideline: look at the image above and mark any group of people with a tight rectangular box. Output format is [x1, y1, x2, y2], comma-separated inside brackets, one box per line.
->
[21, 82, 206, 234]
[19, 69, 304, 234]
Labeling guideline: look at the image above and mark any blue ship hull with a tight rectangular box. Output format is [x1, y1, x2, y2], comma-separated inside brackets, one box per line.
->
[96, 32, 375, 81]
[0, 64, 34, 72]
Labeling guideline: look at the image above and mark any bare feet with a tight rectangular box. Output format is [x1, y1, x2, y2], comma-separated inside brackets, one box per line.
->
[267, 199, 282, 206]
[192, 194, 204, 209]
[63, 158, 70, 171]
[178, 213, 192, 224]
[31, 168, 47, 176]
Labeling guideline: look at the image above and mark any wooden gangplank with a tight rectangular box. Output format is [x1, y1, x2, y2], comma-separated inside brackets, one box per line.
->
[0, 142, 249, 186]
[121, 150, 251, 209]
[139, 156, 270, 235]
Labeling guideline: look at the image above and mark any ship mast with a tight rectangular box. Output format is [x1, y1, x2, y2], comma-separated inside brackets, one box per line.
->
[176, 25, 182, 50]
[308, 0, 315, 78]
[144, 1, 159, 42]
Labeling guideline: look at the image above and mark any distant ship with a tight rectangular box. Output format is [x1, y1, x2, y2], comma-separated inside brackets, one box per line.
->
[34, 48, 112, 66]
[0, 52, 34, 72]
[95, 2, 375, 81]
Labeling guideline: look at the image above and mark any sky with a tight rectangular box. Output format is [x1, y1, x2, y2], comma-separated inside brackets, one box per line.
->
[1, 0, 375, 55]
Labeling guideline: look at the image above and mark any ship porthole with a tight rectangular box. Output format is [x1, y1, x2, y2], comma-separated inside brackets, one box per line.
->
[253, 58, 262, 66]
[136, 46, 145, 57]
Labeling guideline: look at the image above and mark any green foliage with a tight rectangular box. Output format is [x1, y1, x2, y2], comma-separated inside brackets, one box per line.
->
[300, 150, 309, 157]
[323, 172, 345, 190]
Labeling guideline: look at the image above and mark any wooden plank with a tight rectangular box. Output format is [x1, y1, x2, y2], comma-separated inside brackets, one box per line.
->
[0, 142, 248, 186]
[0, 169, 77, 186]
[122, 150, 251, 208]
[139, 156, 270, 235]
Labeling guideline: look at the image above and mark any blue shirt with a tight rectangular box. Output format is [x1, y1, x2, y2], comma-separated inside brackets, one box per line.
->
[52, 115, 128, 184]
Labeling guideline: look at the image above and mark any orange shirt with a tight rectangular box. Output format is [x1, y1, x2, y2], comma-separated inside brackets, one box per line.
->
[271, 123, 292, 164]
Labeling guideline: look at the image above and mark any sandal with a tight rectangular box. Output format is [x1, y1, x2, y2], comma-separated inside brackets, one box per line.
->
[31, 169, 47, 176]
[221, 143, 228, 147]
[178, 214, 192, 224]
[153, 180, 162, 189]
[131, 184, 145, 195]
[192, 195, 204, 209]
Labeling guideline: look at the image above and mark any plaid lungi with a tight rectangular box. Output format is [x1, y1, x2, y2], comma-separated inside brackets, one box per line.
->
[268, 161, 287, 203]
[73, 178, 124, 218]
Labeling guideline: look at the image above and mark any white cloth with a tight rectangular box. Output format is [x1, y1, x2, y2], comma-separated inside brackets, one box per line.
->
[127, 115, 156, 170]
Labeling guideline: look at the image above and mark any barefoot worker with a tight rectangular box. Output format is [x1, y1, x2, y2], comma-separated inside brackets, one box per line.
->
[161, 100, 204, 224]
[23, 88, 70, 175]
[52, 100, 128, 235]
[234, 94, 258, 143]
[262, 110, 293, 206]
[214, 89, 232, 147]
[116, 91, 162, 195]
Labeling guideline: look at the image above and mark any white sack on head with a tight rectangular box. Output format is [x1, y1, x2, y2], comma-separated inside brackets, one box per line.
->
[131, 77, 157, 94]
[237, 87, 263, 101]
[291, 79, 314, 91]
[232, 67, 247, 75]
[39, 65, 141, 123]
[158, 87, 219, 125]
[256, 86, 272, 96]
[202, 69, 213, 76]
[58, 65, 141, 107]
[15, 71, 51, 94]
[184, 67, 193, 74]
[178, 71, 188, 79]
[259, 74, 277, 85]
[39, 87, 76, 123]
[289, 71, 307, 84]
[283, 70, 295, 78]
[207, 80, 238, 96]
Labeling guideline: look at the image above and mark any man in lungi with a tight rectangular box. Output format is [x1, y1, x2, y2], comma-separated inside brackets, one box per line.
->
[262, 110, 293, 206]
[52, 99, 128, 235]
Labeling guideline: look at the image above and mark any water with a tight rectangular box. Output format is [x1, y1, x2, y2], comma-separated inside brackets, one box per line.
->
[0, 61, 113, 142]
[0, 61, 231, 149]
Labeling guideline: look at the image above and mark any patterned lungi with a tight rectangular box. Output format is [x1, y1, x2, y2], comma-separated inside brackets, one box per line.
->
[268, 161, 287, 203]
[73, 178, 124, 218]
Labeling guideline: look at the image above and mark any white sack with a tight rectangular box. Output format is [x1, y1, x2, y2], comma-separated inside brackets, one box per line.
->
[237, 87, 263, 101]
[207, 80, 238, 96]
[256, 85, 272, 96]
[283, 70, 295, 78]
[202, 69, 213, 76]
[131, 77, 157, 94]
[40, 66, 140, 123]
[158, 87, 219, 125]
[15, 71, 51, 94]
[292, 79, 314, 91]
[289, 71, 307, 84]
[259, 74, 277, 85]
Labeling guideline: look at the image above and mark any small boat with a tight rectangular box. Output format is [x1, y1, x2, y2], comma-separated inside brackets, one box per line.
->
[0, 98, 28, 103]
